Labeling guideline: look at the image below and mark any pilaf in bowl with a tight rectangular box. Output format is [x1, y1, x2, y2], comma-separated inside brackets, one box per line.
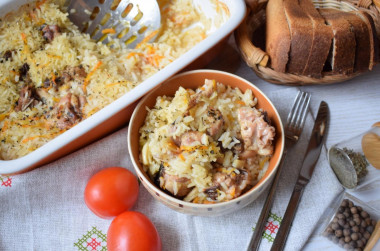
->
[128, 70, 284, 216]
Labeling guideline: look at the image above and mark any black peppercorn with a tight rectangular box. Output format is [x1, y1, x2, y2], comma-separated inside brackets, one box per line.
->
[356, 239, 364, 248]
[366, 225, 374, 234]
[360, 211, 368, 218]
[338, 219, 346, 227]
[345, 236, 351, 243]
[351, 232, 359, 241]
[342, 199, 349, 207]
[343, 229, 351, 236]
[363, 231, 371, 239]
[354, 217, 361, 226]
[351, 206, 358, 214]
[349, 240, 357, 248]
[336, 229, 343, 238]
[324, 198, 377, 251]
[332, 222, 340, 230]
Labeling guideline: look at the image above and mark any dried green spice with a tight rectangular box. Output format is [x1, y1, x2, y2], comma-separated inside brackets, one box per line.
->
[328, 147, 369, 189]
[342, 148, 369, 179]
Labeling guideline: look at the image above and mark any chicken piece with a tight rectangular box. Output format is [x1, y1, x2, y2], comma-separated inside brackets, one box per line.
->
[205, 107, 224, 138]
[54, 93, 86, 130]
[188, 79, 217, 108]
[157, 166, 192, 198]
[36, 88, 52, 104]
[61, 65, 87, 84]
[209, 168, 251, 199]
[15, 85, 39, 112]
[238, 107, 275, 156]
[42, 24, 61, 42]
[180, 131, 204, 147]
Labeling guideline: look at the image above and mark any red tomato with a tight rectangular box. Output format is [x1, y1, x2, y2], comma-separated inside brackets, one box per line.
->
[84, 167, 139, 219]
[107, 211, 162, 251]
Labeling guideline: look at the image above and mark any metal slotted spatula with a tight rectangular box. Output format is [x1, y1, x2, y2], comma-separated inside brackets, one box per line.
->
[65, 0, 161, 48]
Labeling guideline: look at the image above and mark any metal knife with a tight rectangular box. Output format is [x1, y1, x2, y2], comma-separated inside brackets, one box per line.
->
[270, 101, 329, 251]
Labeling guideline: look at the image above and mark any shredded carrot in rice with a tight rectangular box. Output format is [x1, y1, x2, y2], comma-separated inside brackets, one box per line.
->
[36, 0, 47, 9]
[136, 30, 159, 49]
[47, 54, 62, 60]
[235, 100, 245, 106]
[105, 81, 129, 88]
[126, 52, 144, 59]
[20, 33, 27, 44]
[178, 153, 185, 161]
[83, 61, 103, 92]
[229, 187, 236, 197]
[21, 134, 51, 143]
[1, 121, 9, 133]
[193, 197, 200, 203]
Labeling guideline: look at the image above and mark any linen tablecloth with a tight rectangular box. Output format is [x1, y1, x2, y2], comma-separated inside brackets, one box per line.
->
[2, 86, 367, 251]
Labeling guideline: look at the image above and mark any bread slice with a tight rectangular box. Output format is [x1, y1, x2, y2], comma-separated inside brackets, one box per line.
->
[351, 11, 379, 70]
[318, 9, 356, 74]
[344, 12, 371, 72]
[283, 0, 314, 75]
[299, 0, 333, 77]
[266, 0, 291, 73]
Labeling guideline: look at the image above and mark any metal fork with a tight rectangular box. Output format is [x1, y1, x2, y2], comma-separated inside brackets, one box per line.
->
[247, 91, 311, 251]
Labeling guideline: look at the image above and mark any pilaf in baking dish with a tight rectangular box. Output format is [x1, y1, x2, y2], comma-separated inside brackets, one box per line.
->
[139, 79, 276, 203]
[0, 0, 225, 160]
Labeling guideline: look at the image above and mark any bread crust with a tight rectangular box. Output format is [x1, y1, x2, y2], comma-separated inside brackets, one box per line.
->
[352, 11, 379, 70]
[266, 0, 291, 72]
[283, 0, 314, 75]
[300, 0, 333, 77]
[319, 9, 356, 74]
[345, 12, 371, 72]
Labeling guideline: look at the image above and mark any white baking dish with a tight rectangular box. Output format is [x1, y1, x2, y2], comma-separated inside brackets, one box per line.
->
[0, 0, 246, 174]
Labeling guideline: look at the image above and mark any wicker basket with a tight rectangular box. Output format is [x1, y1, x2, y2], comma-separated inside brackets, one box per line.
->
[235, 0, 380, 85]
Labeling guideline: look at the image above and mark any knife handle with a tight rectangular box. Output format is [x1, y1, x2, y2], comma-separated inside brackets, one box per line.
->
[270, 181, 305, 251]
[247, 150, 288, 251]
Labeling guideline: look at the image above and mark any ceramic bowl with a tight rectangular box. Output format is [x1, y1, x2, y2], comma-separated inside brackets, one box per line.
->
[128, 69, 284, 216]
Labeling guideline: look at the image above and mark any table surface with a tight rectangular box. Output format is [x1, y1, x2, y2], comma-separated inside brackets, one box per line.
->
[1, 35, 379, 251]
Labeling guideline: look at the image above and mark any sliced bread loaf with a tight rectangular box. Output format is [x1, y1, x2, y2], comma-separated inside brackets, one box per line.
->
[352, 11, 379, 70]
[299, 0, 333, 77]
[319, 9, 356, 75]
[283, 0, 314, 75]
[266, 0, 291, 73]
[344, 12, 371, 72]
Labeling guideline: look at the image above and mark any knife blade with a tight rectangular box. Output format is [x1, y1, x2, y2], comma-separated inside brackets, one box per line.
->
[270, 101, 329, 251]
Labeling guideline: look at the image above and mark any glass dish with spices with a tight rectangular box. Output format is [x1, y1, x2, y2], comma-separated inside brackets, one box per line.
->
[318, 192, 380, 251]
[328, 122, 380, 189]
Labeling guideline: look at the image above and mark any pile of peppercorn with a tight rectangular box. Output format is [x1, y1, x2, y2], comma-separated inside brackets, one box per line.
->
[323, 199, 377, 250]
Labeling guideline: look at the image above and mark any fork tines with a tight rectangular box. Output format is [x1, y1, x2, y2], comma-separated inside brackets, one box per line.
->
[286, 91, 311, 138]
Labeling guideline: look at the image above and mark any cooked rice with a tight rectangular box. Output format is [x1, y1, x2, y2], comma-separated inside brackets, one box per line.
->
[139, 80, 275, 203]
[0, 0, 220, 160]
